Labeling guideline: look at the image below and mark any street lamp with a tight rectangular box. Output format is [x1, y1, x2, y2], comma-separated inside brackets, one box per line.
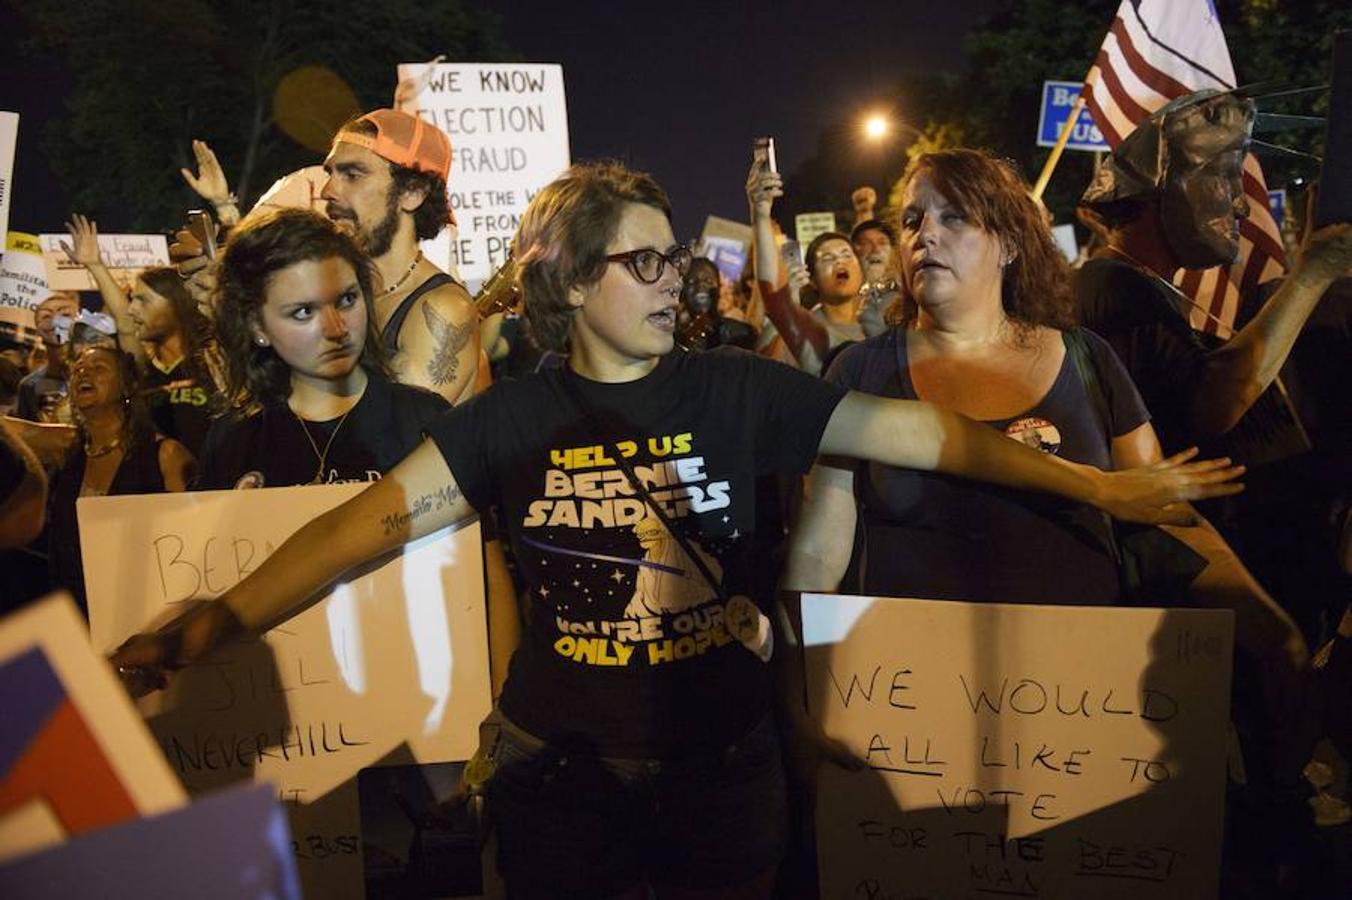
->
[863, 113, 889, 141]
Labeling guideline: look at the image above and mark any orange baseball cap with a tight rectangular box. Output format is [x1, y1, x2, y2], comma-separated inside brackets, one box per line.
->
[335, 109, 450, 181]
[335, 108, 455, 224]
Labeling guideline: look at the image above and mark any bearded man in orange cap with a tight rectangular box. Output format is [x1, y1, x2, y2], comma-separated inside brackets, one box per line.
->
[322, 109, 480, 405]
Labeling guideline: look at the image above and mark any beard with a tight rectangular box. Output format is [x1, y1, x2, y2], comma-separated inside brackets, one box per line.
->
[362, 188, 402, 259]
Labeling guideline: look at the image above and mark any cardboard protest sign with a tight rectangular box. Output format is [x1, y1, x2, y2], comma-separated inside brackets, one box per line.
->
[0, 782, 300, 900]
[1051, 223, 1079, 263]
[794, 211, 837, 248]
[251, 165, 329, 217]
[84, 484, 492, 900]
[0, 594, 187, 865]
[396, 62, 571, 286]
[803, 593, 1233, 900]
[39, 233, 169, 292]
[699, 215, 753, 283]
[0, 112, 17, 251]
[0, 231, 49, 347]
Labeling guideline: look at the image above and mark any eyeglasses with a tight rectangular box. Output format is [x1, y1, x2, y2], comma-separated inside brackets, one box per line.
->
[814, 250, 857, 267]
[605, 245, 693, 284]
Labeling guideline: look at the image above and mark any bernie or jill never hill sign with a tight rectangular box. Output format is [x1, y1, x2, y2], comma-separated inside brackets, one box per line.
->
[84, 484, 492, 900]
[802, 593, 1232, 900]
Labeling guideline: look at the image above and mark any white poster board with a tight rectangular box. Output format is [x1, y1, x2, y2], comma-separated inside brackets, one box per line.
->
[0, 112, 17, 252]
[397, 62, 571, 285]
[794, 211, 837, 248]
[84, 484, 492, 900]
[803, 593, 1233, 900]
[0, 231, 49, 347]
[39, 232, 170, 292]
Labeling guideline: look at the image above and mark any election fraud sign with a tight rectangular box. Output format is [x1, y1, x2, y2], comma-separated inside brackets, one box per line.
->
[39, 232, 170, 292]
[397, 62, 571, 286]
[802, 593, 1233, 900]
[0, 232, 49, 347]
[1037, 80, 1110, 152]
[84, 484, 493, 900]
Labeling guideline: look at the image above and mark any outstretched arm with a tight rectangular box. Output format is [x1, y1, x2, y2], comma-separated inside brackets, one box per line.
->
[111, 438, 475, 675]
[819, 392, 1243, 526]
[1191, 222, 1352, 436]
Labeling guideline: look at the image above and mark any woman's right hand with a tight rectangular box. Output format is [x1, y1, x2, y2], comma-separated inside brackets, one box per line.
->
[60, 213, 103, 269]
[109, 601, 241, 696]
[745, 156, 782, 220]
[1095, 447, 1245, 526]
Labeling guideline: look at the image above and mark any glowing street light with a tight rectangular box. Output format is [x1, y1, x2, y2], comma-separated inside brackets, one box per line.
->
[863, 114, 889, 141]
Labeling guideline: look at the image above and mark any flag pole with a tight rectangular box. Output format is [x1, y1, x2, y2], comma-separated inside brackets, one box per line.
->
[1032, 95, 1086, 200]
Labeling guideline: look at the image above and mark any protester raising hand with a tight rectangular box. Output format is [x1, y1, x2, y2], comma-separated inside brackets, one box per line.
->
[60, 214, 140, 358]
[179, 139, 239, 226]
[60, 212, 102, 269]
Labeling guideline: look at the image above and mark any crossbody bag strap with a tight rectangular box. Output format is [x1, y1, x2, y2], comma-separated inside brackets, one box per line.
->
[1063, 328, 1128, 573]
[555, 371, 726, 600]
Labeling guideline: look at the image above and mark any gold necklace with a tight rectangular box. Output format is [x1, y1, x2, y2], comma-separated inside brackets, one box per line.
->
[85, 435, 123, 458]
[378, 251, 423, 298]
[294, 406, 354, 484]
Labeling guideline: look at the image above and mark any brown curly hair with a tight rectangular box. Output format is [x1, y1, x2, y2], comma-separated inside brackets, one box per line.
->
[514, 161, 672, 353]
[886, 149, 1076, 334]
[212, 208, 391, 411]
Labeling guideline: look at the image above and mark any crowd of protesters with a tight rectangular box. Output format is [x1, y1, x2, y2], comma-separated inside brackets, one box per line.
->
[1, 80, 1351, 900]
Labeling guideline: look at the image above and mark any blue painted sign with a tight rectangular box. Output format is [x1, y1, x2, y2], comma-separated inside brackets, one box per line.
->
[1036, 81, 1109, 152]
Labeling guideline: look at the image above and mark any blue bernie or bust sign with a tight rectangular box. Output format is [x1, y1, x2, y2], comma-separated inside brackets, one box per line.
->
[1037, 80, 1110, 152]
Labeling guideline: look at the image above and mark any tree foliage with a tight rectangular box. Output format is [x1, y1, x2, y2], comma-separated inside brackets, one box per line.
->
[785, 0, 1350, 232]
[16, 0, 511, 231]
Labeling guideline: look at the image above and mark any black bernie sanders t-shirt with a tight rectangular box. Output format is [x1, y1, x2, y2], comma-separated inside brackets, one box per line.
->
[427, 348, 845, 757]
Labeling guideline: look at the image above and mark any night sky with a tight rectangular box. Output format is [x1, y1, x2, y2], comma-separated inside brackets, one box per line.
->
[1, 0, 1003, 240]
[490, 0, 1003, 240]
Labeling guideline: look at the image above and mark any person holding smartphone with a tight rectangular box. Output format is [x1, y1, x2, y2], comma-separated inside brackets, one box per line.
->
[748, 143, 872, 375]
[115, 160, 1242, 898]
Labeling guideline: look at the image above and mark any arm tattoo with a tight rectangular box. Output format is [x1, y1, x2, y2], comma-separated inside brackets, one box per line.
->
[421, 300, 475, 386]
[380, 483, 464, 536]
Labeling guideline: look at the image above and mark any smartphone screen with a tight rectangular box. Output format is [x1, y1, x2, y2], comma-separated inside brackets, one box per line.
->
[754, 136, 777, 174]
[186, 210, 217, 259]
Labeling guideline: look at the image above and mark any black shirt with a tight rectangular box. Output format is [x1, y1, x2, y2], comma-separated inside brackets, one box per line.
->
[142, 356, 216, 458]
[196, 372, 448, 490]
[825, 328, 1149, 606]
[1075, 257, 1307, 466]
[426, 348, 846, 757]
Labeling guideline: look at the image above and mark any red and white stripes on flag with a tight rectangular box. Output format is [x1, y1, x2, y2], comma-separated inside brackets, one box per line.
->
[1082, 0, 1286, 336]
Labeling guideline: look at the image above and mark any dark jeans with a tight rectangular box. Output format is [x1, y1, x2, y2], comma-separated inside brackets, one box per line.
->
[487, 714, 788, 899]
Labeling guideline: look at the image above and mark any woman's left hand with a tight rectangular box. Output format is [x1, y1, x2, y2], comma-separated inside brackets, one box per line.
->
[1096, 447, 1244, 525]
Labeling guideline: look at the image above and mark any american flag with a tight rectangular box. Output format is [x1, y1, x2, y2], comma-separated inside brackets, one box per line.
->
[1082, 0, 1287, 336]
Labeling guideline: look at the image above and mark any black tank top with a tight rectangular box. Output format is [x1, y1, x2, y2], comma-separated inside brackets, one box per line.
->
[48, 435, 168, 616]
[381, 273, 458, 356]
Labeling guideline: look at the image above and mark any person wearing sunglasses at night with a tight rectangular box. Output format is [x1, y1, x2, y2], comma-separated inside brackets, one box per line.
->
[114, 160, 1244, 899]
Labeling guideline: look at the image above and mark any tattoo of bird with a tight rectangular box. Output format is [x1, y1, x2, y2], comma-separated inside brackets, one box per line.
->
[421, 300, 474, 386]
